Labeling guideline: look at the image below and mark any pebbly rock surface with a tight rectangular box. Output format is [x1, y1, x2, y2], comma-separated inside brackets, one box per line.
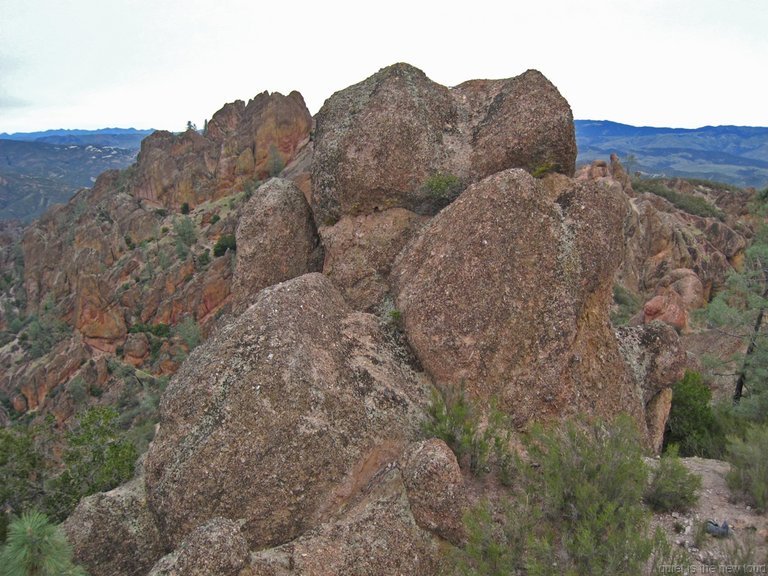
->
[148, 517, 249, 576]
[242, 468, 440, 576]
[311, 63, 575, 226]
[400, 438, 467, 545]
[615, 321, 688, 452]
[143, 273, 431, 550]
[231, 178, 322, 312]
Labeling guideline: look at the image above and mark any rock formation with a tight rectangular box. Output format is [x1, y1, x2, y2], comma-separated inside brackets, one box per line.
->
[144, 273, 430, 550]
[312, 63, 576, 226]
[1, 62, 749, 576]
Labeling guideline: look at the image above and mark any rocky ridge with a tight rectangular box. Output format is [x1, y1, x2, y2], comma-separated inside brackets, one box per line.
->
[0, 63, 756, 575]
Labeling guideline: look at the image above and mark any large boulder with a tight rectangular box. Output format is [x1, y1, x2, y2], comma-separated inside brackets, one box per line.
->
[392, 168, 653, 431]
[616, 322, 687, 452]
[63, 471, 164, 576]
[312, 63, 575, 226]
[144, 273, 430, 550]
[400, 439, 467, 545]
[231, 178, 321, 311]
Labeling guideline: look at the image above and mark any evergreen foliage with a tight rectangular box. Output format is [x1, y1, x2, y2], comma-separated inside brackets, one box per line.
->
[664, 371, 724, 458]
[0, 511, 86, 575]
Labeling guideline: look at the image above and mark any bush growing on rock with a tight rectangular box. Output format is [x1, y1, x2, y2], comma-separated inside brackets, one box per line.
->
[213, 234, 236, 257]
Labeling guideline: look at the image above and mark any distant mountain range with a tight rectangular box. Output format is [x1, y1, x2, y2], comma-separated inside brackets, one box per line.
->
[575, 120, 768, 189]
[0, 129, 153, 222]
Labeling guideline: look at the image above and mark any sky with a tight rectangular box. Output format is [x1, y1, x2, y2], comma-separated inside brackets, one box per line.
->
[0, 0, 766, 133]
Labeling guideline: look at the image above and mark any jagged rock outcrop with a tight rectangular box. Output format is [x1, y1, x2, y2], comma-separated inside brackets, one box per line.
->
[312, 63, 575, 226]
[243, 468, 440, 576]
[133, 91, 312, 210]
[392, 168, 659, 433]
[148, 518, 248, 576]
[231, 178, 321, 311]
[63, 469, 164, 576]
[144, 273, 430, 550]
[619, 192, 745, 300]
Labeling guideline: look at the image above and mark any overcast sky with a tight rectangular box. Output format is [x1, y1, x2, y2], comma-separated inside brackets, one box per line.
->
[1, 0, 766, 133]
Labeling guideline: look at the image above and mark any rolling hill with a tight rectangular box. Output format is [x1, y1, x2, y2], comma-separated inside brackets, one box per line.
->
[575, 120, 768, 189]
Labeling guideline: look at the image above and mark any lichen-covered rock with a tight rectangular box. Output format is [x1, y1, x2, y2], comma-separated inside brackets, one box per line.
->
[242, 469, 440, 576]
[312, 63, 575, 225]
[148, 518, 248, 576]
[393, 168, 647, 431]
[231, 178, 321, 311]
[320, 208, 427, 310]
[400, 439, 466, 545]
[144, 273, 430, 550]
[63, 471, 164, 576]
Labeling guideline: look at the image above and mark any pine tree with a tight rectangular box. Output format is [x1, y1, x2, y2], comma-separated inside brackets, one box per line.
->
[0, 511, 86, 576]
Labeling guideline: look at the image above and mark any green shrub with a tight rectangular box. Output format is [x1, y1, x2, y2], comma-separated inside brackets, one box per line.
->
[531, 161, 557, 178]
[213, 234, 236, 257]
[197, 249, 211, 268]
[180, 202, 190, 215]
[173, 215, 196, 246]
[611, 284, 642, 325]
[664, 371, 725, 457]
[45, 406, 138, 521]
[124, 235, 135, 250]
[174, 317, 202, 350]
[725, 423, 768, 512]
[645, 444, 702, 512]
[209, 213, 220, 225]
[0, 511, 86, 575]
[422, 387, 491, 475]
[455, 417, 665, 576]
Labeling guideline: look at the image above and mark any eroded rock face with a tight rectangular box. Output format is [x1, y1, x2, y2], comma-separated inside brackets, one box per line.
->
[312, 63, 575, 225]
[231, 178, 321, 312]
[393, 169, 647, 430]
[134, 91, 312, 210]
[243, 469, 440, 576]
[144, 273, 430, 550]
[63, 471, 164, 576]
